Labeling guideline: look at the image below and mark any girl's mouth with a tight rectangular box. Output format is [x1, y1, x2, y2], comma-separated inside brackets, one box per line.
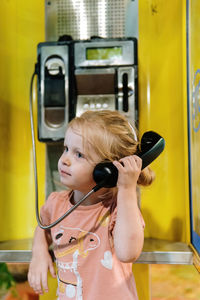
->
[60, 169, 71, 176]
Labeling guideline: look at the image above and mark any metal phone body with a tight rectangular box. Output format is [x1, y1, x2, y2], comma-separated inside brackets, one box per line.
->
[37, 41, 72, 142]
[74, 38, 137, 123]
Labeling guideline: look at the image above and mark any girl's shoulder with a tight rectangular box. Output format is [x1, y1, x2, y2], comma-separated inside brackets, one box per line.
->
[40, 190, 72, 223]
[45, 190, 72, 208]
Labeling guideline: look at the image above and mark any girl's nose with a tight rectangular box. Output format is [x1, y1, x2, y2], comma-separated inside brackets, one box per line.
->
[62, 154, 71, 166]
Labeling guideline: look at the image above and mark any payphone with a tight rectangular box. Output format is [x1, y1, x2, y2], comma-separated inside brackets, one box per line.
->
[36, 37, 137, 141]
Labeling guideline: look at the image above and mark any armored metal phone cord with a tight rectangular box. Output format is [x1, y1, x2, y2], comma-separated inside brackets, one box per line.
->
[29, 69, 103, 230]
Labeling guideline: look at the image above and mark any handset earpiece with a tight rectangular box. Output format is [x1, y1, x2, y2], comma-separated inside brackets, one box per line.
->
[93, 131, 165, 188]
[93, 161, 118, 188]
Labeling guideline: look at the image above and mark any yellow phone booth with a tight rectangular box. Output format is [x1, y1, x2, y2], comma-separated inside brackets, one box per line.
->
[0, 1, 200, 300]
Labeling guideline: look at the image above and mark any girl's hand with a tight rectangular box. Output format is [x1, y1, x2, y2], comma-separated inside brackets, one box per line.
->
[28, 250, 56, 295]
[113, 155, 142, 189]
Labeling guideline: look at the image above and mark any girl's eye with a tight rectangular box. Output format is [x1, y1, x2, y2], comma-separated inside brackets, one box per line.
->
[64, 146, 68, 152]
[76, 151, 84, 158]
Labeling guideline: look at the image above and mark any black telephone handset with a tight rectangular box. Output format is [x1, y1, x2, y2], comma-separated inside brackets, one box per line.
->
[93, 131, 165, 189]
[36, 131, 165, 229]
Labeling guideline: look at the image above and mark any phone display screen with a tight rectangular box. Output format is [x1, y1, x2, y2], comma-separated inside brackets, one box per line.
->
[86, 46, 122, 60]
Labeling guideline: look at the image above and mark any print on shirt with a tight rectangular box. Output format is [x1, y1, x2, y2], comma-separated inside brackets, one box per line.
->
[101, 250, 112, 270]
[54, 225, 102, 300]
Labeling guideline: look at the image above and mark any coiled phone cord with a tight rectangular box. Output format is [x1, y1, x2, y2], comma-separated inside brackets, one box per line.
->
[29, 69, 104, 230]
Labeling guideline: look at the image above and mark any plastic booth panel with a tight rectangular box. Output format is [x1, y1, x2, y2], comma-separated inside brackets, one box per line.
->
[187, 0, 200, 271]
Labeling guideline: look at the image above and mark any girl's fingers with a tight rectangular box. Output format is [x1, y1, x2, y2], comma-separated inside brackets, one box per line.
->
[41, 271, 49, 293]
[49, 263, 56, 278]
[132, 155, 142, 169]
[28, 270, 45, 294]
[34, 275, 43, 294]
[113, 160, 124, 172]
[118, 155, 142, 170]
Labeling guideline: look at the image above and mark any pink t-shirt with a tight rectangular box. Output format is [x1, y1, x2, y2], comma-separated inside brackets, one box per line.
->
[40, 190, 139, 300]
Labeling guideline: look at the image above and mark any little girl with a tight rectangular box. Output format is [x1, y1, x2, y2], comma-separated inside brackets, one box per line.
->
[28, 110, 154, 300]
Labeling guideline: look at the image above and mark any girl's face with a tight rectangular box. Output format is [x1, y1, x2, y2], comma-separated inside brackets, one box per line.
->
[58, 127, 101, 193]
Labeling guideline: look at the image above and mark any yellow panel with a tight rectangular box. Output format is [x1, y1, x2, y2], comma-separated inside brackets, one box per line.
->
[133, 264, 150, 300]
[0, 0, 45, 240]
[188, 0, 200, 250]
[138, 0, 190, 243]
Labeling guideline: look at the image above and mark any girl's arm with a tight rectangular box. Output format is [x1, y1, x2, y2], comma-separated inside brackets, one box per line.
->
[113, 155, 144, 263]
[28, 226, 56, 294]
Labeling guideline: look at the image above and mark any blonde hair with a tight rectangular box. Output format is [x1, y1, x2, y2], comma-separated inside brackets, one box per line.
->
[68, 110, 155, 186]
